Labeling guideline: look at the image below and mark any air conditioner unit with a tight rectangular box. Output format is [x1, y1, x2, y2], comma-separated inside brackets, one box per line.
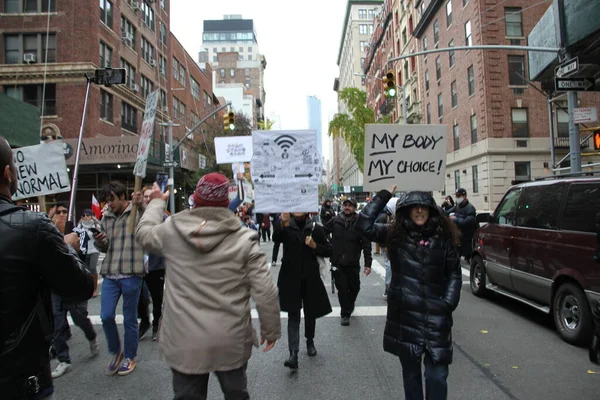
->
[132, 83, 140, 92]
[149, 59, 157, 67]
[130, 1, 140, 11]
[23, 53, 37, 63]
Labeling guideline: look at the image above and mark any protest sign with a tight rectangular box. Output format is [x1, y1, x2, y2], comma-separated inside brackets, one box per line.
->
[363, 124, 447, 192]
[12, 141, 71, 200]
[214, 136, 253, 164]
[251, 130, 321, 213]
[133, 90, 159, 178]
[228, 179, 254, 203]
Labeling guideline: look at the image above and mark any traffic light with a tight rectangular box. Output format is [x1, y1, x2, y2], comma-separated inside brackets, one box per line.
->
[382, 71, 397, 98]
[594, 130, 600, 151]
[223, 111, 235, 131]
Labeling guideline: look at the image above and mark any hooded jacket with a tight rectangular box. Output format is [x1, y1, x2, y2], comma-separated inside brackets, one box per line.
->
[354, 191, 462, 365]
[135, 199, 281, 375]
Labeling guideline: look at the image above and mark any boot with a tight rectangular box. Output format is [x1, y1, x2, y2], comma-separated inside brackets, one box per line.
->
[284, 351, 298, 369]
[307, 339, 317, 357]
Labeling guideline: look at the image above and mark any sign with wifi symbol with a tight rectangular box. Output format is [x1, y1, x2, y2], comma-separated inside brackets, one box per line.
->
[274, 135, 297, 150]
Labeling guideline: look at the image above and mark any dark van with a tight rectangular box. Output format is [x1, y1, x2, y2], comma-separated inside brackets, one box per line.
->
[470, 175, 600, 345]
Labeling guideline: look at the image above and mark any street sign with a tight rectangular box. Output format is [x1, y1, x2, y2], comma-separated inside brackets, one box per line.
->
[555, 77, 596, 92]
[163, 161, 179, 168]
[94, 68, 126, 86]
[574, 107, 598, 124]
[555, 57, 579, 78]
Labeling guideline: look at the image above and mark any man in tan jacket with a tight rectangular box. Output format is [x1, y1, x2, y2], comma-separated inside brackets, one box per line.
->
[136, 173, 280, 400]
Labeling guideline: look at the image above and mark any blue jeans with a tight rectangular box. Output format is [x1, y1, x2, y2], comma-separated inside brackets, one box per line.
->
[400, 352, 449, 400]
[100, 276, 142, 359]
[383, 252, 392, 287]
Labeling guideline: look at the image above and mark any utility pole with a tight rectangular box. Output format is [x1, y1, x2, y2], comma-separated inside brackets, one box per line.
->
[159, 120, 180, 215]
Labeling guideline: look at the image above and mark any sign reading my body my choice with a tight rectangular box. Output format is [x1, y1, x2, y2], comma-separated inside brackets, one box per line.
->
[363, 124, 447, 192]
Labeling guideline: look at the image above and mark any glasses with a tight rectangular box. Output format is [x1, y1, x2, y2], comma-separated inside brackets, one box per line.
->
[56, 210, 68, 215]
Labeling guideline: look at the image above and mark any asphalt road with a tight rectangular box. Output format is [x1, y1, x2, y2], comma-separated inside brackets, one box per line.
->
[55, 241, 600, 399]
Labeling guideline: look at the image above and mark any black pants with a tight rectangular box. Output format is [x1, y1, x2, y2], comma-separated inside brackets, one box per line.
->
[272, 241, 281, 263]
[145, 269, 165, 330]
[261, 227, 271, 242]
[333, 266, 361, 318]
[138, 280, 151, 326]
[171, 364, 249, 400]
[287, 311, 316, 353]
[51, 294, 96, 364]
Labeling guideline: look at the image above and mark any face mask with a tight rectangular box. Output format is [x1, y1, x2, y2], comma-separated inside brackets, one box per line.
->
[456, 197, 465, 204]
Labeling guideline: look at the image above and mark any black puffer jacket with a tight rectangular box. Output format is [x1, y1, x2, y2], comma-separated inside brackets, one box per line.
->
[324, 213, 372, 268]
[354, 191, 462, 364]
[0, 196, 93, 398]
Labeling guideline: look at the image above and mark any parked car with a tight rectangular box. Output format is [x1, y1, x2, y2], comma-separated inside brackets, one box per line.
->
[470, 174, 600, 345]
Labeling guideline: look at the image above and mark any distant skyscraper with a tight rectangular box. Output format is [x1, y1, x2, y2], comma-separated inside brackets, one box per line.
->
[307, 95, 323, 161]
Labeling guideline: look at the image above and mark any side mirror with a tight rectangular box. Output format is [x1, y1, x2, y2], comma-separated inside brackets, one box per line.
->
[477, 213, 492, 224]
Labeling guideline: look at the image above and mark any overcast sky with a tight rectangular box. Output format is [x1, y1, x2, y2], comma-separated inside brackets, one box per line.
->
[170, 0, 348, 162]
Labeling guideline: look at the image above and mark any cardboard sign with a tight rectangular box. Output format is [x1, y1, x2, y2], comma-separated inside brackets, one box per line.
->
[363, 124, 447, 191]
[251, 130, 321, 212]
[214, 136, 253, 164]
[133, 90, 159, 178]
[12, 141, 71, 200]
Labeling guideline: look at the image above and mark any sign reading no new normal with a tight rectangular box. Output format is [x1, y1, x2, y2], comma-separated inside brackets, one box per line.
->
[363, 124, 447, 192]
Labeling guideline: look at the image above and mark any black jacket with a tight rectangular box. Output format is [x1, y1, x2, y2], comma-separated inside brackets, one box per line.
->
[354, 191, 462, 364]
[0, 196, 94, 398]
[446, 200, 477, 242]
[324, 213, 372, 268]
[320, 203, 336, 226]
[273, 218, 332, 318]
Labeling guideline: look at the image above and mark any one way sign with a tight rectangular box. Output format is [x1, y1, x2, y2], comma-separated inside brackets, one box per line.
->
[555, 77, 596, 92]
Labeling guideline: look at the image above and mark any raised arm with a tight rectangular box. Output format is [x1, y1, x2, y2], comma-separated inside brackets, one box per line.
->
[354, 190, 392, 245]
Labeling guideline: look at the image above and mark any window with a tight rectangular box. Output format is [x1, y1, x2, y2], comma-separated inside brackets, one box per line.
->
[514, 161, 531, 182]
[426, 103, 431, 124]
[4, 33, 56, 64]
[4, 0, 56, 12]
[435, 56, 441, 80]
[230, 68, 235, 77]
[437, 93, 443, 120]
[247, 54, 252, 61]
[422, 37, 428, 54]
[160, 89, 167, 110]
[505, 7, 523, 37]
[470, 114, 478, 143]
[493, 188, 521, 226]
[360, 24, 368, 35]
[191, 78, 200, 100]
[472, 166, 479, 193]
[203, 91, 211, 108]
[5, 84, 56, 115]
[244, 68, 250, 76]
[179, 102, 186, 125]
[360, 41, 367, 52]
[220, 68, 225, 78]
[453, 124, 460, 150]
[557, 108, 569, 138]
[140, 75, 153, 98]
[465, 21, 472, 46]
[402, 28, 407, 46]
[120, 16, 136, 48]
[448, 39, 455, 67]
[180, 65, 186, 87]
[425, 70, 430, 91]
[159, 22, 167, 45]
[433, 20, 439, 44]
[173, 97, 179, 120]
[511, 108, 529, 137]
[446, 1, 453, 26]
[121, 102, 137, 132]
[454, 170, 461, 192]
[100, 90, 113, 122]
[160, 0, 166, 9]
[172, 57, 179, 81]
[141, 37, 155, 64]
[159, 55, 167, 77]
[99, 0, 113, 28]
[358, 9, 367, 19]
[508, 55, 526, 85]
[142, 0, 154, 31]
[451, 80, 457, 107]
[99, 41, 112, 67]
[369, 24, 374, 35]
[248, 46, 253, 53]
[368, 9, 374, 19]
[120, 58, 136, 88]
[562, 183, 600, 233]
[468, 65, 475, 96]
[515, 184, 563, 229]
[360, 57, 365, 67]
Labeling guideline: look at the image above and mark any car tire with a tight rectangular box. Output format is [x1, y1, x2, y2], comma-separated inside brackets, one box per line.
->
[553, 282, 592, 345]
[470, 256, 487, 297]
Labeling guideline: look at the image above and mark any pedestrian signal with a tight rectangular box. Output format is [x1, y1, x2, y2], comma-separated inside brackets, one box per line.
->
[382, 71, 397, 98]
[594, 130, 600, 151]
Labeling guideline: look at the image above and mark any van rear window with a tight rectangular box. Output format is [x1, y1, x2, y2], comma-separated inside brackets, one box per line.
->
[562, 183, 600, 233]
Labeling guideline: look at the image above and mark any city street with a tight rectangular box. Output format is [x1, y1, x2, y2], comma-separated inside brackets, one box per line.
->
[56, 241, 599, 400]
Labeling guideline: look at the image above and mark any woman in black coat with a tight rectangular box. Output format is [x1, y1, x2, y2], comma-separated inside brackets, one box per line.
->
[354, 189, 462, 400]
[273, 212, 332, 370]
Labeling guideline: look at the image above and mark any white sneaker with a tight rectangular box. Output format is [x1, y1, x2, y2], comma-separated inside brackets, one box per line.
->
[90, 337, 100, 357]
[51, 362, 73, 378]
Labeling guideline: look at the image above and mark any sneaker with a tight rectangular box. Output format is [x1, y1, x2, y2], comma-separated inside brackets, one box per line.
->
[139, 321, 151, 340]
[271, 261, 277, 267]
[89, 337, 100, 357]
[117, 358, 136, 376]
[151, 328, 158, 341]
[106, 352, 124, 376]
[51, 362, 73, 378]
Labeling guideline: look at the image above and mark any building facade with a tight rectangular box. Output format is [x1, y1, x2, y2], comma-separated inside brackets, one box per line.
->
[413, 0, 600, 211]
[0, 0, 219, 212]
[307, 95, 323, 161]
[335, 0, 383, 189]
[201, 16, 266, 126]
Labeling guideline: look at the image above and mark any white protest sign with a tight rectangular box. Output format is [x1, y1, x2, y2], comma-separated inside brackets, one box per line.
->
[12, 141, 71, 200]
[228, 179, 254, 203]
[133, 90, 159, 178]
[214, 136, 253, 164]
[363, 124, 447, 191]
[251, 130, 321, 213]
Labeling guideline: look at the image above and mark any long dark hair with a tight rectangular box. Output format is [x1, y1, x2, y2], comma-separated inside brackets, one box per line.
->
[387, 206, 461, 251]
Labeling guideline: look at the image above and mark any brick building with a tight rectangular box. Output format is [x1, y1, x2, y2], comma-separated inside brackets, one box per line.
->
[0, 0, 219, 212]
[413, 0, 600, 211]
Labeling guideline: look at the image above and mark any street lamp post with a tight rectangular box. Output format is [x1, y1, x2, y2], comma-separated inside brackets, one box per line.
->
[354, 73, 407, 123]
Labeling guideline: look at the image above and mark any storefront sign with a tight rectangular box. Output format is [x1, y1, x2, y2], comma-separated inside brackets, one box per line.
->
[63, 136, 139, 165]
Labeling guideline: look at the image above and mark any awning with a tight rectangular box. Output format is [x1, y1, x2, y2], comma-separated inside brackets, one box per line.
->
[0, 93, 40, 147]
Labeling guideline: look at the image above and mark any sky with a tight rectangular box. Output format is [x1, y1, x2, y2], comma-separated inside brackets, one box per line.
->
[170, 0, 348, 162]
